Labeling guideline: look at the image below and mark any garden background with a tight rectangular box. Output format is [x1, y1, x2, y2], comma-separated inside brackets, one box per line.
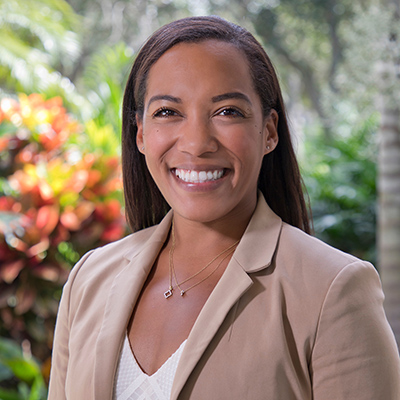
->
[0, 0, 399, 398]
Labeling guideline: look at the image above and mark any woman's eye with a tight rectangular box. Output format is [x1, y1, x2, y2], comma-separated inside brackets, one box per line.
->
[153, 108, 178, 118]
[217, 108, 244, 117]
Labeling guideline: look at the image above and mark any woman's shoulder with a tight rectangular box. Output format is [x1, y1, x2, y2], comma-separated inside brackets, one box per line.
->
[82, 223, 159, 263]
[64, 223, 165, 293]
[252, 195, 371, 278]
[276, 222, 376, 283]
[85, 224, 160, 262]
[281, 222, 359, 262]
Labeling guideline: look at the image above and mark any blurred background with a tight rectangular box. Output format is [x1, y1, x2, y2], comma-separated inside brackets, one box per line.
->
[0, 0, 399, 398]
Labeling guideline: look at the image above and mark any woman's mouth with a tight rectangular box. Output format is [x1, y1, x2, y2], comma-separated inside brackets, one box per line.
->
[173, 168, 225, 183]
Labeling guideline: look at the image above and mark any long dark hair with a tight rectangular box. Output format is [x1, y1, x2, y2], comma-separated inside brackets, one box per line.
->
[122, 16, 311, 233]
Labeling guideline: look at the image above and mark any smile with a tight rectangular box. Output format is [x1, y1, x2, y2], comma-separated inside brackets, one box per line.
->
[174, 168, 225, 183]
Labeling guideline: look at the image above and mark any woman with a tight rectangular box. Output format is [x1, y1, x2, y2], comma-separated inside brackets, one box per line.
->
[48, 16, 400, 399]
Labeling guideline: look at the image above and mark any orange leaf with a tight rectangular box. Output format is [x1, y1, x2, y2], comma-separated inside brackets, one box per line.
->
[101, 223, 125, 242]
[95, 199, 122, 222]
[26, 238, 50, 258]
[0, 197, 16, 211]
[0, 260, 24, 283]
[86, 170, 102, 187]
[6, 236, 28, 252]
[106, 157, 119, 170]
[60, 211, 80, 231]
[38, 181, 54, 201]
[68, 170, 88, 193]
[31, 265, 59, 282]
[75, 201, 95, 221]
[36, 205, 59, 235]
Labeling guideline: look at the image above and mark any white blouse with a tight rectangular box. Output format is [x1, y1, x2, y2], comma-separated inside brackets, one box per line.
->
[113, 336, 187, 400]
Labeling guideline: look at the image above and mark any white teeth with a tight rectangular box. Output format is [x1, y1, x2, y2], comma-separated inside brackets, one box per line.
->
[190, 170, 198, 181]
[199, 171, 207, 181]
[175, 168, 225, 183]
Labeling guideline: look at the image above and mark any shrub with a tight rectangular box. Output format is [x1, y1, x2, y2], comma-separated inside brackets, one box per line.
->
[302, 116, 377, 263]
[0, 93, 127, 390]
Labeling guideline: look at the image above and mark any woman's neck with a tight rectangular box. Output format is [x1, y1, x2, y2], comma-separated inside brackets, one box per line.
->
[170, 205, 255, 258]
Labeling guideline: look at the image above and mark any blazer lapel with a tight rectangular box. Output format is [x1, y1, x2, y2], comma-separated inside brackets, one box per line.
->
[93, 212, 173, 400]
[171, 194, 282, 399]
[170, 257, 254, 399]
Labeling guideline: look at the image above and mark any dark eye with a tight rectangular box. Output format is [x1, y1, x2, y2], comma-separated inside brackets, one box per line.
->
[217, 108, 244, 117]
[153, 107, 178, 118]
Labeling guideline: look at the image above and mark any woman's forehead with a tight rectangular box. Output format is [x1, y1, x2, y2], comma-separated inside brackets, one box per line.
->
[144, 40, 255, 102]
[154, 40, 247, 68]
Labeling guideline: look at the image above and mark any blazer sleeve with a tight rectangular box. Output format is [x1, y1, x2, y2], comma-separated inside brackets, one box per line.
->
[47, 250, 94, 400]
[310, 260, 400, 399]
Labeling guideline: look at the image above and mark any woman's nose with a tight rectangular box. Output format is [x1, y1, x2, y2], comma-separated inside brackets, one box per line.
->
[176, 116, 218, 156]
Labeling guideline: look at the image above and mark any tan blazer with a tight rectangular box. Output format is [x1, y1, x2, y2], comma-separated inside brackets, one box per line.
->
[48, 195, 400, 399]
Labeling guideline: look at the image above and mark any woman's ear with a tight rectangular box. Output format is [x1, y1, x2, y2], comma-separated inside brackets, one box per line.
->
[264, 109, 279, 155]
[136, 116, 145, 154]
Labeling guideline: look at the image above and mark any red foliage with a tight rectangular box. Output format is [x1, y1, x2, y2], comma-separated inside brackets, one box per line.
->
[0, 94, 127, 366]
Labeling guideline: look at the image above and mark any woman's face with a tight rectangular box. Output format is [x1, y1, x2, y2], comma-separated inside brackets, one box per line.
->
[137, 40, 278, 225]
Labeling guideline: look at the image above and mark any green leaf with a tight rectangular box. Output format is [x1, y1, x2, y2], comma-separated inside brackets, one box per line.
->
[0, 387, 23, 400]
[0, 338, 44, 391]
[28, 375, 47, 400]
[0, 338, 22, 360]
[84, 120, 120, 156]
[0, 121, 18, 137]
[6, 359, 40, 383]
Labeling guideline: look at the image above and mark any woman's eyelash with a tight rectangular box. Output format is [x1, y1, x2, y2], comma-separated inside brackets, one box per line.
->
[153, 107, 177, 118]
[152, 106, 244, 118]
[218, 107, 245, 117]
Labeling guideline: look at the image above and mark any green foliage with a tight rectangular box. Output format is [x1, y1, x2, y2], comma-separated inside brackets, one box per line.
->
[302, 115, 378, 263]
[81, 42, 133, 134]
[0, 337, 47, 400]
[0, 0, 91, 119]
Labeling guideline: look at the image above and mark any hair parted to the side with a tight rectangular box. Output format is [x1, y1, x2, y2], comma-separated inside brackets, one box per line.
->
[122, 15, 312, 233]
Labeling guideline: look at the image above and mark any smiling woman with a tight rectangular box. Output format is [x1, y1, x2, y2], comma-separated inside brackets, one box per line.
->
[48, 16, 400, 400]
[135, 40, 277, 226]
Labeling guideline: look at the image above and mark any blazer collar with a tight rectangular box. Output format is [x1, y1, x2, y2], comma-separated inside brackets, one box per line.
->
[123, 211, 173, 261]
[121, 192, 281, 273]
[234, 192, 282, 273]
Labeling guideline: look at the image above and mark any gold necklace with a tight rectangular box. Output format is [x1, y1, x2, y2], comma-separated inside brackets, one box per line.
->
[164, 220, 240, 299]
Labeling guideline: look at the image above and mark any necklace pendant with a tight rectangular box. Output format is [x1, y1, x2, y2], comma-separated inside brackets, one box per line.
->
[164, 289, 173, 299]
[180, 290, 185, 296]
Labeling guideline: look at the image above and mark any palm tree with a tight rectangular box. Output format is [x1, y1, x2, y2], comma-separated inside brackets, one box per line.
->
[0, 0, 89, 117]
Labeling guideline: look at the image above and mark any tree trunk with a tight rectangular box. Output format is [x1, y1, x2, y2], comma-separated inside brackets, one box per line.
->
[378, 0, 400, 350]
[378, 101, 400, 349]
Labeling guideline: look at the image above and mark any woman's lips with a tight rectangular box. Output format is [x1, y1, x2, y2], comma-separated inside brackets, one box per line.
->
[173, 168, 225, 183]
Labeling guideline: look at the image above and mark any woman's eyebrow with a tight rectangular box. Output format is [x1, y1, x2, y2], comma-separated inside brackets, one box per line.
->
[212, 92, 252, 105]
[147, 95, 182, 107]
